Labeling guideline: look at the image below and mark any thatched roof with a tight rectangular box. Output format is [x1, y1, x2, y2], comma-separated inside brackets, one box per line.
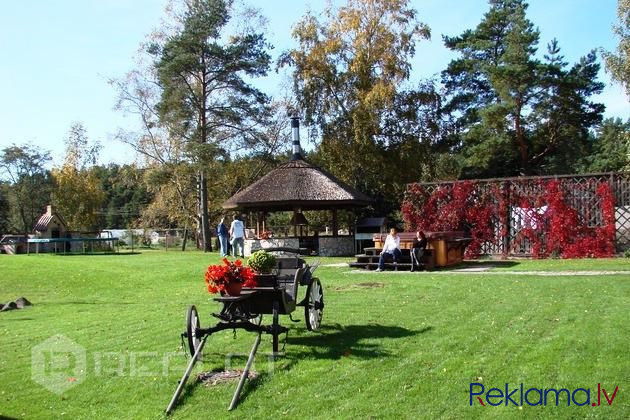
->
[222, 159, 371, 211]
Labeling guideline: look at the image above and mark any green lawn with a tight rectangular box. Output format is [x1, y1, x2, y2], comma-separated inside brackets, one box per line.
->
[484, 257, 630, 272]
[0, 251, 628, 419]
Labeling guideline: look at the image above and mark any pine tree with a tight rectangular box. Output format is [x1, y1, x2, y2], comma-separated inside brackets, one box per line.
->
[149, 0, 272, 251]
[442, 0, 604, 177]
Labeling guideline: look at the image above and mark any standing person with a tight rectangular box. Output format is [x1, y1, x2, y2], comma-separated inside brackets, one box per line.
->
[375, 228, 401, 272]
[411, 231, 427, 271]
[229, 214, 245, 258]
[217, 217, 229, 257]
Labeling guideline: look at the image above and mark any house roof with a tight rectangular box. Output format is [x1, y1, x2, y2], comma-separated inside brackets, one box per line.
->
[222, 158, 372, 211]
[33, 207, 67, 232]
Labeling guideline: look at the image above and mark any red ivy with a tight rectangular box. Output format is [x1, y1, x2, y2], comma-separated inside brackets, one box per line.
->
[402, 181, 500, 258]
[204, 258, 256, 294]
[402, 179, 616, 259]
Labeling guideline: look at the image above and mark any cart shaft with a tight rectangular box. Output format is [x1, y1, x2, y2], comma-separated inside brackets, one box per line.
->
[165, 335, 207, 415]
[229, 333, 262, 411]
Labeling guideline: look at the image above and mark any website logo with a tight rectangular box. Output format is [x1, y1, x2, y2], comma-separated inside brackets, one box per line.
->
[470, 383, 619, 407]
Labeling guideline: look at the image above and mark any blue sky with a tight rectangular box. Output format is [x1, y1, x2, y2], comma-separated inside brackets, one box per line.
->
[0, 0, 627, 166]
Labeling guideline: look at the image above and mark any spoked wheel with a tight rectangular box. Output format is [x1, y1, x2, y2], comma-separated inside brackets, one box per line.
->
[305, 278, 324, 331]
[186, 305, 201, 359]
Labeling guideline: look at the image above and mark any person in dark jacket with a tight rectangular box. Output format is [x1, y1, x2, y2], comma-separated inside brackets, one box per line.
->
[217, 217, 229, 257]
[411, 231, 427, 271]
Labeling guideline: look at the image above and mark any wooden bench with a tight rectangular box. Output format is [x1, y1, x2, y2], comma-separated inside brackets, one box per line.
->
[350, 231, 472, 271]
[349, 246, 435, 271]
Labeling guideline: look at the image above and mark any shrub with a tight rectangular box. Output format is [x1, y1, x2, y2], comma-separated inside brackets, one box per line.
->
[247, 250, 276, 273]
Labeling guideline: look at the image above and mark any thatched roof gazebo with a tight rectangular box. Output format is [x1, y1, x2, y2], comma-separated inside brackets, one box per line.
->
[222, 117, 371, 255]
[222, 159, 371, 211]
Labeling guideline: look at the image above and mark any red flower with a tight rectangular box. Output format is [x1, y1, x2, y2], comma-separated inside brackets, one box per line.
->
[204, 258, 257, 294]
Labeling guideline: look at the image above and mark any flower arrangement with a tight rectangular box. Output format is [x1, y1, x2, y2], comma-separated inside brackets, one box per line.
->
[204, 258, 256, 294]
[247, 250, 277, 273]
[258, 230, 273, 239]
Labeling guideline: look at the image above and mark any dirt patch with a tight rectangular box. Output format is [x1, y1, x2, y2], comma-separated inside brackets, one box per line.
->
[198, 369, 258, 386]
[356, 282, 385, 288]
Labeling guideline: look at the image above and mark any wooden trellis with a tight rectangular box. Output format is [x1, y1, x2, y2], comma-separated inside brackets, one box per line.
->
[408, 172, 630, 256]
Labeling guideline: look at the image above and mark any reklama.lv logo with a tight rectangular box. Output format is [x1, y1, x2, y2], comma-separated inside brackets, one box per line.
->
[470, 383, 619, 407]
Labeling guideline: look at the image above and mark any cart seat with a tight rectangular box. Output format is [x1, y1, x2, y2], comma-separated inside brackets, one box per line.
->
[275, 257, 305, 283]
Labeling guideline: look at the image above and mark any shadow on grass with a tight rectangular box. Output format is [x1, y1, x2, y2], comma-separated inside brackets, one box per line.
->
[232, 370, 272, 408]
[286, 323, 432, 360]
[166, 324, 428, 413]
[437, 260, 521, 271]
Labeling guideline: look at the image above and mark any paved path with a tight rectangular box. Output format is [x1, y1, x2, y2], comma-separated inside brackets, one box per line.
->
[347, 269, 630, 276]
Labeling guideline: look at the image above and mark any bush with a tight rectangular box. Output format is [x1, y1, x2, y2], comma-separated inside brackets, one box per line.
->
[247, 250, 276, 273]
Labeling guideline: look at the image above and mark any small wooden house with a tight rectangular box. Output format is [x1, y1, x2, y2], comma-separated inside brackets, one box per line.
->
[33, 205, 68, 250]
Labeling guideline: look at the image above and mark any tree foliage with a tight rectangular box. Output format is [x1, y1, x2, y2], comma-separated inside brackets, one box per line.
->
[584, 117, 630, 172]
[92, 164, 153, 228]
[442, 0, 604, 177]
[281, 0, 431, 213]
[0, 182, 12, 235]
[603, 0, 630, 97]
[52, 123, 105, 231]
[0, 144, 52, 234]
[148, 0, 272, 250]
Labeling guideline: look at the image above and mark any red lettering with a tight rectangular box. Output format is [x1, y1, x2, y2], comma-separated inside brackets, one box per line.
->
[602, 386, 619, 405]
[477, 397, 486, 406]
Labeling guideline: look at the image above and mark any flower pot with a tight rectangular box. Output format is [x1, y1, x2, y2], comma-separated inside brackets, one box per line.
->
[224, 282, 243, 296]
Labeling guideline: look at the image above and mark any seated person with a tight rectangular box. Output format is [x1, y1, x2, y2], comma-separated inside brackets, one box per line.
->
[411, 231, 427, 271]
[376, 228, 401, 272]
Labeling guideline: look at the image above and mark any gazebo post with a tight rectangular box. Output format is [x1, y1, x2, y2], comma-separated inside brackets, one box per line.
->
[332, 209, 338, 237]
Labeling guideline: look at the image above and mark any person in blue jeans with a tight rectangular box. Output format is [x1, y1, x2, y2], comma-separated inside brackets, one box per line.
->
[376, 228, 401, 272]
[229, 214, 246, 258]
[217, 217, 229, 257]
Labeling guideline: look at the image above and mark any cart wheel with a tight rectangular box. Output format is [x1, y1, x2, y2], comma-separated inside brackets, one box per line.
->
[186, 305, 201, 358]
[272, 302, 279, 354]
[305, 278, 324, 331]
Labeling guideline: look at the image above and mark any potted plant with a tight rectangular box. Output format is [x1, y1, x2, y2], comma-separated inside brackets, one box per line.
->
[247, 250, 277, 287]
[247, 250, 277, 273]
[204, 258, 256, 296]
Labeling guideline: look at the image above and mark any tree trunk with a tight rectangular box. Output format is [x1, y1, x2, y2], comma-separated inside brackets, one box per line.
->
[514, 103, 528, 175]
[198, 170, 212, 252]
[181, 226, 188, 252]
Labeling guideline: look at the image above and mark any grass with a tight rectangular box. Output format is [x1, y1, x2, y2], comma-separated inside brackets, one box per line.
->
[0, 250, 628, 419]
[484, 257, 630, 272]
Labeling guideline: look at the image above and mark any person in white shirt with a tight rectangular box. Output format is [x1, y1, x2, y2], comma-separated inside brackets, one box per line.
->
[376, 228, 401, 272]
[229, 214, 246, 258]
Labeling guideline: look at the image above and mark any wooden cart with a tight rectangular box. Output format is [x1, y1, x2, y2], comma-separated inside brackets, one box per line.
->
[166, 248, 324, 414]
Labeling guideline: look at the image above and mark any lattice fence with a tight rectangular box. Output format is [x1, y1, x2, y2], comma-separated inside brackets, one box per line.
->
[404, 172, 630, 257]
